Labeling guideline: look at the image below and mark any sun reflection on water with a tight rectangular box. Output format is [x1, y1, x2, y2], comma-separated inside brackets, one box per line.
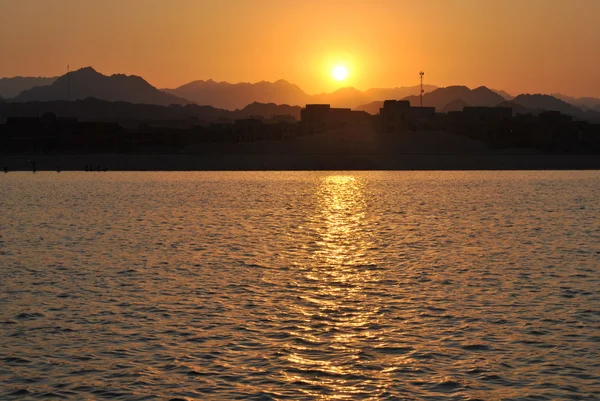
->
[280, 175, 387, 398]
[312, 175, 371, 267]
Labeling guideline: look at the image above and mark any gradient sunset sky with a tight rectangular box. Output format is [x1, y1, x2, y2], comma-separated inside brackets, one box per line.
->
[2, 0, 599, 97]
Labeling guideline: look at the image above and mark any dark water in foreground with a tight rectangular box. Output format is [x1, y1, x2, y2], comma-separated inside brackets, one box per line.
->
[1, 171, 599, 400]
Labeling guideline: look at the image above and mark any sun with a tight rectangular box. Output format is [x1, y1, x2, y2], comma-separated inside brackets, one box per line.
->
[332, 65, 349, 81]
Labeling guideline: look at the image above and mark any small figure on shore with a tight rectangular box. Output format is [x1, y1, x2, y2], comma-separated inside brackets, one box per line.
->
[3, 167, 8, 173]
[32, 160, 36, 173]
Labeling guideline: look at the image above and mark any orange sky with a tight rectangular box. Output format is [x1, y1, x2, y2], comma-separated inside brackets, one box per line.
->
[1, 0, 599, 97]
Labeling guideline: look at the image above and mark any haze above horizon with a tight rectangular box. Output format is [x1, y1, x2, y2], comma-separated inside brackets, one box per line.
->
[1, 0, 599, 98]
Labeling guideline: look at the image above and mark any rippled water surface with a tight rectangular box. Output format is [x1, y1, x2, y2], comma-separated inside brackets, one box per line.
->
[1, 171, 599, 400]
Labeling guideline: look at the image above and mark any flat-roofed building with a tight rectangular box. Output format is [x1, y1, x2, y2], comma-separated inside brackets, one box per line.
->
[379, 100, 436, 133]
[301, 104, 370, 135]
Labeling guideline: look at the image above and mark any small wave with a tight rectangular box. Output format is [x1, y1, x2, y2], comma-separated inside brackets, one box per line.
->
[430, 379, 463, 392]
[39, 391, 69, 398]
[374, 346, 414, 355]
[462, 343, 493, 351]
[14, 312, 45, 320]
[3, 356, 32, 364]
[7, 389, 32, 396]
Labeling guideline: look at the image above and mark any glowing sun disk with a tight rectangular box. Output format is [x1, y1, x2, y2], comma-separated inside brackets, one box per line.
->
[332, 65, 349, 81]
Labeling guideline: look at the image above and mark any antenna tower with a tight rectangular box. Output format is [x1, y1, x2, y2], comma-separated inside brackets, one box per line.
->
[419, 71, 425, 107]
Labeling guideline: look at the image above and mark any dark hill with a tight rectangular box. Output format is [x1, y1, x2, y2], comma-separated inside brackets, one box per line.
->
[552, 94, 600, 110]
[501, 96, 600, 122]
[511, 94, 584, 116]
[497, 100, 540, 115]
[13, 67, 190, 106]
[240, 102, 301, 120]
[166, 79, 436, 110]
[0, 76, 57, 99]
[492, 89, 514, 101]
[403, 86, 505, 111]
[363, 85, 437, 103]
[311, 87, 369, 109]
[0, 98, 301, 123]
[165, 79, 310, 110]
[354, 101, 384, 115]
[442, 99, 470, 113]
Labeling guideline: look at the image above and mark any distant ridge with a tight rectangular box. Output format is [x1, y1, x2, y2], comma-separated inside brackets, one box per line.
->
[442, 98, 471, 113]
[164, 79, 309, 110]
[13, 67, 190, 106]
[166, 80, 436, 110]
[492, 89, 514, 101]
[0, 76, 57, 99]
[402, 86, 506, 111]
[511, 94, 584, 116]
[496, 95, 600, 122]
[355, 86, 506, 114]
[353, 101, 385, 115]
[0, 98, 302, 122]
[551, 93, 600, 111]
[6, 67, 599, 121]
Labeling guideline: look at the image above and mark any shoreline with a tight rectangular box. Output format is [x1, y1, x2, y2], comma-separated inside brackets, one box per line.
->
[1, 153, 600, 171]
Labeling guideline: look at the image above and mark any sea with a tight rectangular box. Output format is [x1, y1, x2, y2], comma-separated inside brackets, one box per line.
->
[1, 171, 599, 400]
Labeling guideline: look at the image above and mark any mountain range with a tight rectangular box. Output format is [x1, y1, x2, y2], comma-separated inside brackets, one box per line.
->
[502, 94, 600, 121]
[355, 87, 600, 123]
[552, 94, 600, 111]
[164, 80, 437, 109]
[404, 85, 507, 109]
[163, 79, 309, 110]
[355, 86, 507, 115]
[0, 76, 57, 99]
[1, 67, 600, 121]
[13, 68, 189, 106]
[0, 98, 303, 123]
[509, 94, 583, 116]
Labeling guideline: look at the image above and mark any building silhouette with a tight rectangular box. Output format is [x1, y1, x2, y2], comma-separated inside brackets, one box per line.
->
[300, 104, 370, 135]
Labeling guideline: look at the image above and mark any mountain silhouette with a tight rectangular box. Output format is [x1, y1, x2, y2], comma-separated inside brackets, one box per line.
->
[492, 89, 514, 100]
[499, 95, 600, 122]
[355, 86, 505, 114]
[511, 94, 584, 116]
[307, 86, 435, 109]
[442, 98, 471, 112]
[164, 79, 309, 110]
[166, 79, 435, 110]
[311, 87, 370, 109]
[353, 101, 385, 115]
[496, 100, 538, 115]
[402, 86, 506, 111]
[240, 102, 301, 120]
[0, 98, 301, 122]
[551, 93, 600, 111]
[363, 86, 437, 102]
[0, 76, 57, 99]
[7, 67, 438, 110]
[13, 67, 190, 106]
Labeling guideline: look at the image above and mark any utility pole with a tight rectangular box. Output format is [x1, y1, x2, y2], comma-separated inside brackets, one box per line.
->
[419, 71, 424, 107]
[67, 64, 71, 101]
